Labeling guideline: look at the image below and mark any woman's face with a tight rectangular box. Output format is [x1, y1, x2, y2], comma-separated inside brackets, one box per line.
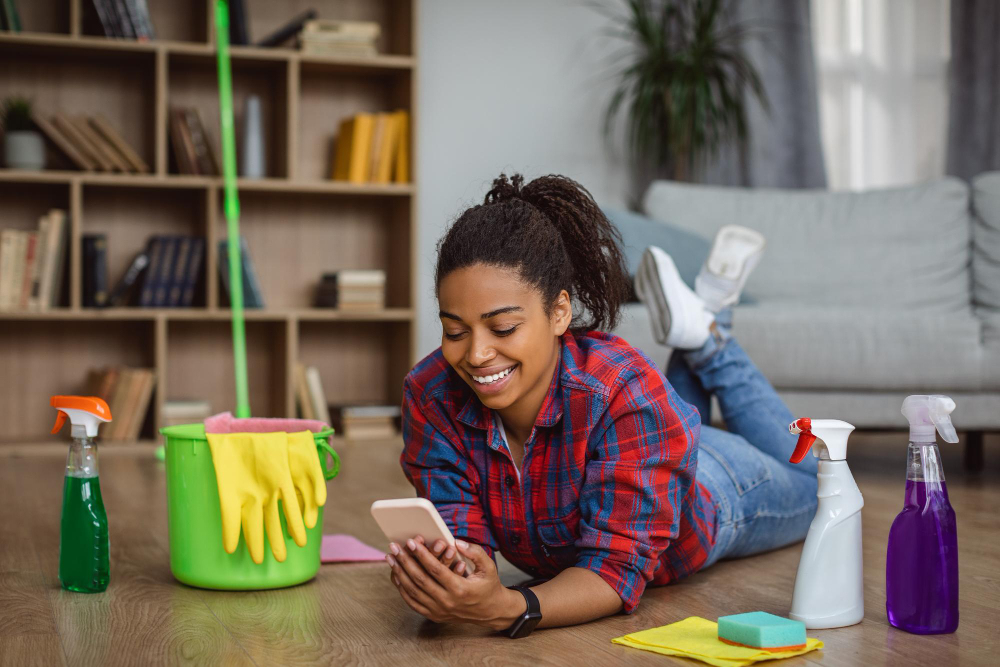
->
[437, 263, 571, 412]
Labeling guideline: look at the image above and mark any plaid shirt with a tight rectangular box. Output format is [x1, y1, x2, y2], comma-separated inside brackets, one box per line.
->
[400, 330, 717, 613]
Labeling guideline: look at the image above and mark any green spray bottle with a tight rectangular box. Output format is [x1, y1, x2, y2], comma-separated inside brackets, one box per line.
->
[51, 396, 112, 593]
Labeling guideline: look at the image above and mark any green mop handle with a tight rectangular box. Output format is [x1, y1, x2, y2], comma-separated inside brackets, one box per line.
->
[215, 0, 250, 418]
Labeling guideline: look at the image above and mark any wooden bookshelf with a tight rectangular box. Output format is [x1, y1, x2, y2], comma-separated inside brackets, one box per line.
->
[0, 0, 417, 443]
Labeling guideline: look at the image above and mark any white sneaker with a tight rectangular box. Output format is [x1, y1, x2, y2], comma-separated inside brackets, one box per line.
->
[695, 225, 766, 312]
[635, 246, 714, 350]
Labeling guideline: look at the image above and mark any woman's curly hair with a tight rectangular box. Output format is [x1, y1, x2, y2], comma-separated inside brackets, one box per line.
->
[435, 173, 630, 332]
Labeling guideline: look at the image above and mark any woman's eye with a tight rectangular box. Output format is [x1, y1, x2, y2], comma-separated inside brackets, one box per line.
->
[494, 327, 518, 337]
[444, 331, 466, 341]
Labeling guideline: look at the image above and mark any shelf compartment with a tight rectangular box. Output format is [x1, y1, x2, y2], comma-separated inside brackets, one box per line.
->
[166, 319, 289, 419]
[167, 52, 289, 178]
[80, 0, 207, 43]
[298, 320, 410, 407]
[11, 0, 72, 35]
[0, 319, 154, 441]
[80, 184, 209, 308]
[298, 68, 411, 182]
[215, 191, 410, 310]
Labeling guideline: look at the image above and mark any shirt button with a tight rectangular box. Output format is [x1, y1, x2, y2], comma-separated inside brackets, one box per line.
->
[510, 534, 521, 546]
[505, 474, 516, 487]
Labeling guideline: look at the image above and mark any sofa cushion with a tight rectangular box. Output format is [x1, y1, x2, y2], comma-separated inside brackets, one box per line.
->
[642, 179, 973, 314]
[972, 171, 1000, 314]
[728, 305, 996, 392]
[602, 206, 710, 287]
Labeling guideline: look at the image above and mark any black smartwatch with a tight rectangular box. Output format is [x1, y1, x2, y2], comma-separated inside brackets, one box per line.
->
[504, 585, 542, 638]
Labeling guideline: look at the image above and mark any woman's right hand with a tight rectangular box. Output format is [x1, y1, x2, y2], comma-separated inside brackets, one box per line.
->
[414, 536, 468, 576]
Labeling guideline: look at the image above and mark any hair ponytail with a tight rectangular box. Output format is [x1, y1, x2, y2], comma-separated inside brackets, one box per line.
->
[435, 173, 630, 332]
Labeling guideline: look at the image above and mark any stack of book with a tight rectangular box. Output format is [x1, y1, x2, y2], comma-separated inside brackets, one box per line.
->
[331, 111, 410, 184]
[0, 210, 68, 311]
[83, 366, 156, 442]
[0, 1, 22, 31]
[32, 113, 150, 173]
[295, 363, 331, 425]
[298, 20, 379, 57]
[161, 400, 212, 428]
[170, 107, 220, 176]
[330, 405, 400, 440]
[90, 0, 156, 40]
[314, 270, 385, 310]
[218, 238, 265, 308]
[92, 235, 204, 309]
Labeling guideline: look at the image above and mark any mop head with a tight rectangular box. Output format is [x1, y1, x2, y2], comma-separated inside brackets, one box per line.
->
[205, 411, 329, 434]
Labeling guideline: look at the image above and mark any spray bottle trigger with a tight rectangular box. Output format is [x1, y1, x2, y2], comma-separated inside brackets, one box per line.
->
[51, 410, 68, 435]
[788, 418, 816, 464]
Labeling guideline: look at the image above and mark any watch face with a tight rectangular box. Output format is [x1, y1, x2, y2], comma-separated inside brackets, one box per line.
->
[510, 612, 542, 638]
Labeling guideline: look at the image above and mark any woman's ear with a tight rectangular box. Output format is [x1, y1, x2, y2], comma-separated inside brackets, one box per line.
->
[551, 290, 572, 335]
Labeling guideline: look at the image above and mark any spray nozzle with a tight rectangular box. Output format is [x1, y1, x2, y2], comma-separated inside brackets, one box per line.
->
[901, 395, 958, 443]
[788, 418, 856, 462]
[51, 396, 112, 438]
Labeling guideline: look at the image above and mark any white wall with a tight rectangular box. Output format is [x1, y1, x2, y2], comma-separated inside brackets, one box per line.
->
[415, 0, 630, 359]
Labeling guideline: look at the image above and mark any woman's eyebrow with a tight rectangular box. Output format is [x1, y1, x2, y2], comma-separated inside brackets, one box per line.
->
[438, 305, 523, 321]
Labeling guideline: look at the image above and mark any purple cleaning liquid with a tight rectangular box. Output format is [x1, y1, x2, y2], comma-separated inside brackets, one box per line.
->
[885, 444, 959, 634]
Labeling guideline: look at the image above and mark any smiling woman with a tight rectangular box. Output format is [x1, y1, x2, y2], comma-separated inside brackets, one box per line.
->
[387, 173, 819, 637]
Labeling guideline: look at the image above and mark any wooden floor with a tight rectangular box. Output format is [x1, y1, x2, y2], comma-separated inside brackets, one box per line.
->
[1, 432, 997, 666]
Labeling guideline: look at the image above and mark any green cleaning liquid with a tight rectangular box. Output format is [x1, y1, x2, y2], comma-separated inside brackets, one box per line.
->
[59, 460, 110, 591]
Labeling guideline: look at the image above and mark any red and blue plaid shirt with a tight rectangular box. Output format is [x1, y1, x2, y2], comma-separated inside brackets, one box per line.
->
[400, 330, 717, 613]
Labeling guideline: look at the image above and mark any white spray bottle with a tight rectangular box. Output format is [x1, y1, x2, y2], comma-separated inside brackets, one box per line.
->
[787, 418, 864, 628]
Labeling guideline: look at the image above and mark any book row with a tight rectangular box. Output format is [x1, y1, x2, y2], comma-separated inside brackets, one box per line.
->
[332, 111, 410, 185]
[83, 366, 156, 442]
[0, 210, 68, 311]
[293, 362, 400, 440]
[32, 112, 150, 174]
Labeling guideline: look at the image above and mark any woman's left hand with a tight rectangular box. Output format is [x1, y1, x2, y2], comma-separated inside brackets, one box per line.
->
[387, 538, 522, 630]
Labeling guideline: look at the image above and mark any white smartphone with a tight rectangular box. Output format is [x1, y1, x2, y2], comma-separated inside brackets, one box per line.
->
[370, 498, 475, 574]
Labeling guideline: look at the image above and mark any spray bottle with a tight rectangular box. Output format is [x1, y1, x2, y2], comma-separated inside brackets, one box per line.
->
[886, 395, 959, 634]
[787, 418, 864, 628]
[51, 396, 112, 593]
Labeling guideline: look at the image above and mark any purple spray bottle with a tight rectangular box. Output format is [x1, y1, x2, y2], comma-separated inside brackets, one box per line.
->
[886, 395, 959, 634]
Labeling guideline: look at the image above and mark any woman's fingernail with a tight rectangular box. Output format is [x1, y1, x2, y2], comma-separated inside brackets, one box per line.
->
[456, 539, 469, 549]
[386, 554, 396, 567]
[455, 562, 466, 574]
[406, 539, 416, 551]
[444, 547, 455, 559]
[389, 543, 400, 555]
[433, 541, 445, 554]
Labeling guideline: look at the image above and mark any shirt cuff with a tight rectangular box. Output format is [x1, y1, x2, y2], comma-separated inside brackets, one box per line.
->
[575, 548, 647, 614]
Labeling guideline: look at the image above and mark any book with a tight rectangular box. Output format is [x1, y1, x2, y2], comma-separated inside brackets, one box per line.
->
[72, 115, 129, 172]
[169, 108, 198, 175]
[106, 367, 133, 440]
[333, 269, 386, 287]
[393, 110, 409, 183]
[108, 248, 150, 307]
[185, 109, 219, 176]
[113, 0, 136, 38]
[123, 0, 149, 40]
[27, 215, 50, 310]
[82, 234, 109, 308]
[302, 19, 381, 41]
[1, 0, 22, 32]
[347, 113, 374, 184]
[52, 113, 109, 171]
[331, 117, 353, 181]
[368, 113, 388, 183]
[217, 237, 264, 308]
[162, 399, 211, 428]
[228, 0, 249, 45]
[374, 112, 401, 184]
[305, 366, 331, 426]
[181, 237, 204, 307]
[32, 112, 95, 171]
[125, 369, 155, 440]
[0, 230, 17, 310]
[91, 0, 116, 37]
[257, 8, 317, 48]
[18, 232, 36, 310]
[7, 231, 26, 311]
[43, 210, 68, 309]
[167, 236, 191, 307]
[89, 114, 149, 173]
[153, 236, 177, 306]
[295, 363, 315, 420]
[139, 237, 163, 307]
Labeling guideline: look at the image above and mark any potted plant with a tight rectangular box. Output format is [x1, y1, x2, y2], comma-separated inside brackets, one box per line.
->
[599, 0, 767, 182]
[2, 96, 45, 170]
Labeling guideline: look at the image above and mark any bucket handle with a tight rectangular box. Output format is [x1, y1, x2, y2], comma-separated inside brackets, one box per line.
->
[315, 429, 340, 480]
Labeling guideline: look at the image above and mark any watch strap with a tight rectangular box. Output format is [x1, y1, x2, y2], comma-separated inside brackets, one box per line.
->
[505, 585, 541, 638]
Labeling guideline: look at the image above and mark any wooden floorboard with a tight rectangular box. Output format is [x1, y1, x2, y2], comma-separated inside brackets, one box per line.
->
[0, 433, 997, 666]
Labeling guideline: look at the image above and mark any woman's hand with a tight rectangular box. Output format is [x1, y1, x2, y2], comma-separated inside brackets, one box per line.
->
[387, 539, 525, 630]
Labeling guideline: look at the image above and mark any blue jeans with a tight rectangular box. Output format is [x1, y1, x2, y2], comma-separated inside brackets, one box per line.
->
[665, 312, 818, 568]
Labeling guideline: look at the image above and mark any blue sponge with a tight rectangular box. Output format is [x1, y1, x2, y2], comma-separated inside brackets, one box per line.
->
[717, 612, 806, 651]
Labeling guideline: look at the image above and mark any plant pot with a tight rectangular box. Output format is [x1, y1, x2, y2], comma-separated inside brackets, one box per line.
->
[4, 130, 46, 170]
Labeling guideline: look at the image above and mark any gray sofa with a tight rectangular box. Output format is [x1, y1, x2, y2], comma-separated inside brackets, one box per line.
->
[610, 173, 1000, 464]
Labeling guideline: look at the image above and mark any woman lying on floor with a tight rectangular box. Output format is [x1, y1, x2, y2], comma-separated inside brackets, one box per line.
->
[386, 173, 819, 637]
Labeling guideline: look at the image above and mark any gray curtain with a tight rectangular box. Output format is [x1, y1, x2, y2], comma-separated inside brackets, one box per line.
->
[946, 0, 1000, 181]
[699, 0, 827, 189]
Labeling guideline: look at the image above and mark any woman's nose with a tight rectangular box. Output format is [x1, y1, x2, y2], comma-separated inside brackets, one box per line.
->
[467, 332, 495, 366]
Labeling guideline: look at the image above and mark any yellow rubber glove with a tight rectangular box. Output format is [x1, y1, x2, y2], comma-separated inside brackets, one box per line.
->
[206, 432, 307, 564]
[286, 431, 328, 529]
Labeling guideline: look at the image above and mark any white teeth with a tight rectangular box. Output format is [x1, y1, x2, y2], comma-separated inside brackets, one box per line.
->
[473, 366, 514, 384]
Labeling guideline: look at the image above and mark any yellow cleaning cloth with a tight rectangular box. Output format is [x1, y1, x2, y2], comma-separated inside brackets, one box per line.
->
[287, 431, 328, 530]
[206, 432, 308, 564]
[612, 616, 823, 667]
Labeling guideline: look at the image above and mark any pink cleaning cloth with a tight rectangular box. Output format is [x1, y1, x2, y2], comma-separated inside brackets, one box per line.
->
[204, 411, 329, 434]
[321, 534, 386, 563]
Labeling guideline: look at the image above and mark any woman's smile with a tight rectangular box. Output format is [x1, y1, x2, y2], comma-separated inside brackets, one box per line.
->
[468, 363, 519, 394]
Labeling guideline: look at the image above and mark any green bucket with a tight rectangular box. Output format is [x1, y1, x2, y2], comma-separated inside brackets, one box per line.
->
[159, 423, 340, 590]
